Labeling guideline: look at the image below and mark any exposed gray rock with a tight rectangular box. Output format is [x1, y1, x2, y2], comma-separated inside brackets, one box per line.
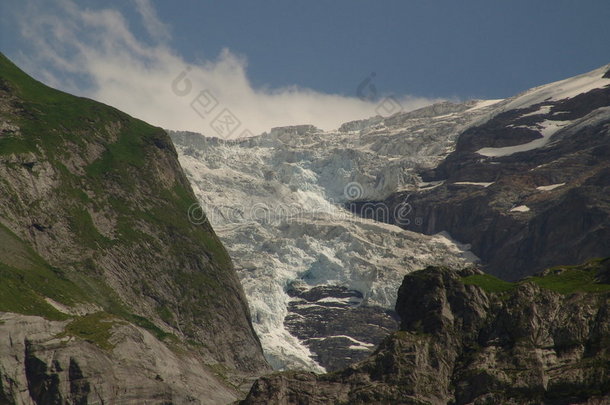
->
[284, 285, 399, 371]
[0, 313, 242, 404]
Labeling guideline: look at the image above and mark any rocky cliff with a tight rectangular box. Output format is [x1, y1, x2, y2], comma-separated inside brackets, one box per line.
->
[241, 259, 610, 404]
[0, 53, 269, 404]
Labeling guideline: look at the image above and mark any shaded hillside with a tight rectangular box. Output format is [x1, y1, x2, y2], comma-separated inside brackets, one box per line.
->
[0, 53, 268, 404]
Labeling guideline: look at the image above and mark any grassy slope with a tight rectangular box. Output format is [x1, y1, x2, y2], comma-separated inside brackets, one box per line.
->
[462, 257, 610, 294]
[0, 53, 229, 350]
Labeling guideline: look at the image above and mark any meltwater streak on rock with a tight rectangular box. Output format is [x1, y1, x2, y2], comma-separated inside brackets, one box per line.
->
[169, 100, 500, 371]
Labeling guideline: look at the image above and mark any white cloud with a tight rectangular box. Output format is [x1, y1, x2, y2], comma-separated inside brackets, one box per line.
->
[15, 0, 441, 137]
[133, 0, 171, 43]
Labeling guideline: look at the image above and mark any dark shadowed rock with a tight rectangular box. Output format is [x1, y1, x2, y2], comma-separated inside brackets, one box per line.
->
[285, 285, 399, 371]
[352, 83, 610, 281]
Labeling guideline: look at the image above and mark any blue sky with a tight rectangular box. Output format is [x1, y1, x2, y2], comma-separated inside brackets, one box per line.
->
[152, 0, 610, 99]
[1, 0, 609, 134]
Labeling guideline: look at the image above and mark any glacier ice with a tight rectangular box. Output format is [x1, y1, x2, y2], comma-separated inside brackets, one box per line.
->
[169, 100, 502, 371]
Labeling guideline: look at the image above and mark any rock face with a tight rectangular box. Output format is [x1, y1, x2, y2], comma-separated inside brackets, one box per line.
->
[241, 260, 610, 404]
[0, 313, 241, 405]
[0, 53, 269, 403]
[353, 64, 610, 281]
[284, 284, 399, 371]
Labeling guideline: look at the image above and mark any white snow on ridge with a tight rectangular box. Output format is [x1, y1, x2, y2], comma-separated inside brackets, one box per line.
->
[466, 99, 505, 112]
[537, 183, 566, 191]
[501, 64, 610, 112]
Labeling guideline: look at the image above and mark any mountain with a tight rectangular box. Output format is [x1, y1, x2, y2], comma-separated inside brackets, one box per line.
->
[241, 259, 610, 404]
[0, 53, 269, 404]
[355, 64, 610, 281]
[3, 48, 608, 403]
[236, 64, 610, 404]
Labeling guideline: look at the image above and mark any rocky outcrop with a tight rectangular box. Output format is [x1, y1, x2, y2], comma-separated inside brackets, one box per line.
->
[241, 260, 610, 404]
[284, 284, 399, 371]
[0, 313, 244, 404]
[0, 53, 269, 403]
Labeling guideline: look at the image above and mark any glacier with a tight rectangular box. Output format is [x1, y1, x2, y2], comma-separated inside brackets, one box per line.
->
[169, 99, 506, 371]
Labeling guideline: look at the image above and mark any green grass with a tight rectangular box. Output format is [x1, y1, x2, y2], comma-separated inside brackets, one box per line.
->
[84, 118, 151, 179]
[0, 222, 178, 345]
[462, 274, 516, 293]
[67, 206, 112, 248]
[0, 223, 87, 320]
[526, 258, 610, 294]
[462, 258, 610, 295]
[156, 305, 175, 326]
[122, 312, 175, 342]
[0, 276, 70, 321]
[59, 312, 120, 350]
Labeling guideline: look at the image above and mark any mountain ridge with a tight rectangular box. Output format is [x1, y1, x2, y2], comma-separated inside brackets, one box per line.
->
[359, 63, 610, 280]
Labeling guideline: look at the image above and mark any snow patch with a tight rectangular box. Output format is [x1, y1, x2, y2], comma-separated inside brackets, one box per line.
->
[453, 182, 493, 187]
[536, 183, 566, 191]
[476, 120, 571, 157]
[308, 335, 375, 348]
[521, 105, 552, 118]
[348, 345, 374, 351]
[510, 205, 530, 213]
[415, 180, 445, 191]
[316, 297, 353, 304]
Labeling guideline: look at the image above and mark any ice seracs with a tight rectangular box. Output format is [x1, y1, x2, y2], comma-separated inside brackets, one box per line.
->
[169, 99, 500, 371]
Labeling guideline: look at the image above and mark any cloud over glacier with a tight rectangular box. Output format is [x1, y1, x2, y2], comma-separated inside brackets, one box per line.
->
[12, 0, 440, 136]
